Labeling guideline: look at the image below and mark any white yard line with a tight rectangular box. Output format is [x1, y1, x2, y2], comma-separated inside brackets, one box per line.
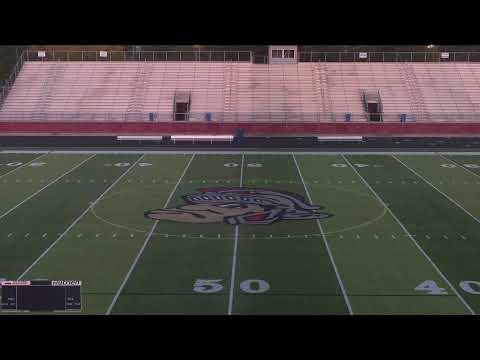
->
[105, 153, 196, 315]
[0, 152, 50, 180]
[293, 154, 353, 315]
[17, 154, 144, 281]
[392, 155, 480, 227]
[1, 150, 50, 154]
[228, 154, 244, 315]
[0, 154, 96, 221]
[342, 154, 475, 315]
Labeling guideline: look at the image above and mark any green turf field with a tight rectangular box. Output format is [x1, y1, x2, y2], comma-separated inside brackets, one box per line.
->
[1, 151, 480, 315]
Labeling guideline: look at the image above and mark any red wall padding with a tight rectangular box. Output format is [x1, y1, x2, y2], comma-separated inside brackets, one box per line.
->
[1, 121, 480, 137]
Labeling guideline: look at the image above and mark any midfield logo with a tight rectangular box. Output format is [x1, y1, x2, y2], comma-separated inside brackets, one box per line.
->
[145, 187, 333, 225]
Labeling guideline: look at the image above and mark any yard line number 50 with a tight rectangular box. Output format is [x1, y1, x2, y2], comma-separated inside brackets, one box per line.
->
[193, 279, 270, 294]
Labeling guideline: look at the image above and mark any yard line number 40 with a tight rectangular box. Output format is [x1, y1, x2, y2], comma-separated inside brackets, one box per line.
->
[415, 280, 480, 295]
[193, 279, 270, 294]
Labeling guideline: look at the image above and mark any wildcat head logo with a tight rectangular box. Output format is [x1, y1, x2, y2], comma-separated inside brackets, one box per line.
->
[144, 188, 333, 225]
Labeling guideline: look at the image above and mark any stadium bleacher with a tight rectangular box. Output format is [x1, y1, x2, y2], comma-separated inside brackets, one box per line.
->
[2, 52, 480, 138]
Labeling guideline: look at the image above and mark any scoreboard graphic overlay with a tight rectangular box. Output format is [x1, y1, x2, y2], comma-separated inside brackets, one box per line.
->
[0, 280, 82, 312]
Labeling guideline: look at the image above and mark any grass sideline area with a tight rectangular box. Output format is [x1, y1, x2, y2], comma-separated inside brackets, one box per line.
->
[0, 151, 480, 314]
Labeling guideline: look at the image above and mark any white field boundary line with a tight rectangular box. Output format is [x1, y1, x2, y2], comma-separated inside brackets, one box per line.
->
[17, 154, 145, 281]
[342, 154, 475, 315]
[106, 153, 196, 315]
[293, 154, 353, 315]
[437, 153, 480, 180]
[0, 152, 50, 180]
[0, 154, 96, 222]
[228, 154, 244, 315]
[1, 150, 50, 154]
[393, 155, 480, 228]
[6, 150, 480, 156]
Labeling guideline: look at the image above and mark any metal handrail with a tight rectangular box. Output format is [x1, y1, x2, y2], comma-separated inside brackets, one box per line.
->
[298, 51, 480, 62]
[16, 50, 480, 66]
[23, 49, 254, 63]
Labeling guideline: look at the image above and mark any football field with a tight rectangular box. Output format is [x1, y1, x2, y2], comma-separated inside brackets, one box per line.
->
[1, 150, 480, 315]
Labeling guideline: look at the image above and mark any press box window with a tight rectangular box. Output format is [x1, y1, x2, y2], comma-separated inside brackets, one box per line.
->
[283, 50, 295, 58]
[272, 50, 283, 58]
